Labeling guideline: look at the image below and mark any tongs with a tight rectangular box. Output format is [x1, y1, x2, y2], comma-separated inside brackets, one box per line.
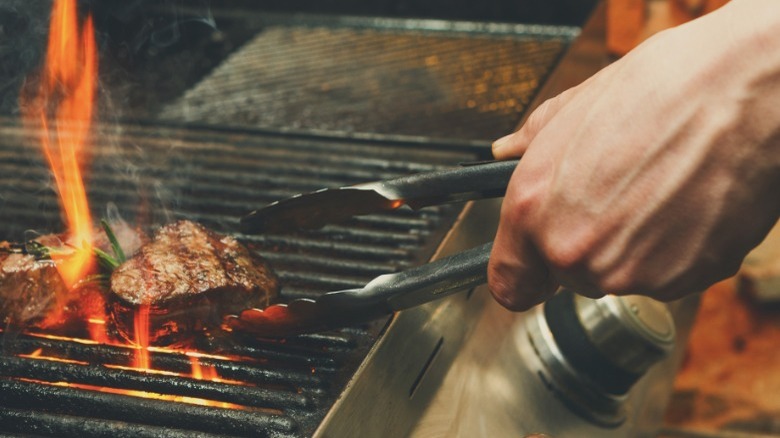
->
[225, 159, 518, 337]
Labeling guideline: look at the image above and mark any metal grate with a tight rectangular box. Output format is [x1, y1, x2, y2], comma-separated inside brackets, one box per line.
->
[0, 118, 482, 437]
[158, 14, 574, 141]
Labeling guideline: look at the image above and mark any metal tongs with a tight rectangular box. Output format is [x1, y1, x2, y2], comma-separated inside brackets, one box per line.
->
[224, 159, 519, 337]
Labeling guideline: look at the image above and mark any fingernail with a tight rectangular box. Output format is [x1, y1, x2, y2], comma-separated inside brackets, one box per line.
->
[492, 133, 514, 152]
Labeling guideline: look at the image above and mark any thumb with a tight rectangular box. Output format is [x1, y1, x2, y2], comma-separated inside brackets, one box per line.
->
[492, 87, 578, 160]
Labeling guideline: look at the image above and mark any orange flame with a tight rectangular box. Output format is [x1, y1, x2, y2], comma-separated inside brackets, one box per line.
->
[133, 305, 151, 370]
[190, 356, 219, 381]
[22, 0, 98, 288]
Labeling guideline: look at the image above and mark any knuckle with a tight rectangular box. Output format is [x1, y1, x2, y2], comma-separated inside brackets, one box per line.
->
[538, 236, 588, 274]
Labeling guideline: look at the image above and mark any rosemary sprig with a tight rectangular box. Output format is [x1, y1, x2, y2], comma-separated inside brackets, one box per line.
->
[22, 241, 51, 259]
[94, 247, 120, 270]
[100, 219, 126, 264]
[92, 219, 127, 272]
[10, 219, 128, 273]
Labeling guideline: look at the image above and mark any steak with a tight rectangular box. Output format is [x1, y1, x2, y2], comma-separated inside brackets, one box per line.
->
[0, 222, 146, 328]
[0, 242, 66, 325]
[109, 220, 278, 345]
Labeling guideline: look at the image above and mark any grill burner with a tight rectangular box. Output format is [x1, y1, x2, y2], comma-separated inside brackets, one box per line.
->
[0, 118, 481, 437]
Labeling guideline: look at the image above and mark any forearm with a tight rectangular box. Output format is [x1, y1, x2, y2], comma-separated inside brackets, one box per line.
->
[714, 0, 780, 210]
[712, 0, 780, 158]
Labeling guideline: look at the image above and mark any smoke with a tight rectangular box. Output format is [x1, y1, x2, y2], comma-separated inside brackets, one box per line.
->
[0, 0, 50, 116]
[87, 0, 216, 58]
[0, 0, 222, 238]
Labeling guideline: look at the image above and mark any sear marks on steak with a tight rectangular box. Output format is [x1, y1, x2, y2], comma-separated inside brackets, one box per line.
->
[109, 220, 278, 345]
[111, 220, 278, 306]
[0, 242, 66, 325]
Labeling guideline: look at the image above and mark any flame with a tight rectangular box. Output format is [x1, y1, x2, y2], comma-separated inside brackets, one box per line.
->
[22, 0, 98, 288]
[190, 357, 219, 381]
[133, 304, 151, 369]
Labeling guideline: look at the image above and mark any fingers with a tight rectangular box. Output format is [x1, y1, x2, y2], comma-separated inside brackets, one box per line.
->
[489, 89, 578, 310]
[488, 204, 559, 311]
[492, 87, 579, 160]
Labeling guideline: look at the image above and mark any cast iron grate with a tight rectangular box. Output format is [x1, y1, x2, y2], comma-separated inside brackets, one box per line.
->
[0, 118, 483, 437]
[158, 13, 575, 141]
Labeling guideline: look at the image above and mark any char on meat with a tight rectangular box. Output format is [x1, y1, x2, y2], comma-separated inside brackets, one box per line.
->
[109, 220, 278, 344]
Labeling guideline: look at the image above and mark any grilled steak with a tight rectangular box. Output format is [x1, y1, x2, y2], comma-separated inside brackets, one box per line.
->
[0, 242, 66, 325]
[109, 220, 278, 345]
[0, 222, 146, 328]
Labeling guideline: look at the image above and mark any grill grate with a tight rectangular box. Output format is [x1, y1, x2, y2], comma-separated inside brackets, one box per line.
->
[0, 118, 482, 437]
[158, 14, 574, 141]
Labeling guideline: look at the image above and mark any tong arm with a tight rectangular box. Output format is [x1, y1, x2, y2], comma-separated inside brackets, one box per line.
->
[226, 242, 493, 336]
[359, 159, 518, 209]
[364, 241, 492, 311]
[240, 159, 518, 233]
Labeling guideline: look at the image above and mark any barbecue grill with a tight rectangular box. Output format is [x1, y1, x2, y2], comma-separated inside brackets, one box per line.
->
[0, 3, 693, 437]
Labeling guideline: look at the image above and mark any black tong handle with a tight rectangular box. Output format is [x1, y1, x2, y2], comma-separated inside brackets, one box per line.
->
[311, 241, 493, 322]
[360, 159, 519, 208]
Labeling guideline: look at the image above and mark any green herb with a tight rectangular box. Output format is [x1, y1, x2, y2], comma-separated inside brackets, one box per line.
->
[100, 219, 126, 263]
[24, 241, 52, 260]
[93, 247, 120, 270]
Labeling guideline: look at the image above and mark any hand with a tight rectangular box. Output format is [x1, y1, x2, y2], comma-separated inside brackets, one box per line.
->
[488, 0, 780, 311]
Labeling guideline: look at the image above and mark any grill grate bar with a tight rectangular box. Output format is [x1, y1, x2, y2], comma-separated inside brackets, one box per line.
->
[257, 251, 408, 276]
[0, 408, 231, 438]
[0, 356, 313, 411]
[0, 379, 298, 437]
[2, 333, 333, 387]
[0, 121, 463, 171]
[0, 113, 479, 435]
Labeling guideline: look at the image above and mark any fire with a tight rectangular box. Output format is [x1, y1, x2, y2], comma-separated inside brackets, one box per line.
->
[133, 304, 151, 369]
[14, 2, 252, 404]
[21, 0, 98, 288]
[190, 356, 219, 381]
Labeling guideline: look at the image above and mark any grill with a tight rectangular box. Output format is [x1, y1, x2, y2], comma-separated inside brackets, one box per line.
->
[0, 9, 575, 438]
[0, 118, 484, 437]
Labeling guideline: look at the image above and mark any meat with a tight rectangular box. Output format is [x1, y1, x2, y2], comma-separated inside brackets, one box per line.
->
[0, 242, 66, 325]
[0, 222, 146, 328]
[109, 220, 278, 345]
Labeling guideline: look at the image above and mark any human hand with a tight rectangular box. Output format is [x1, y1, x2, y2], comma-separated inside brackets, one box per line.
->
[488, 0, 780, 311]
